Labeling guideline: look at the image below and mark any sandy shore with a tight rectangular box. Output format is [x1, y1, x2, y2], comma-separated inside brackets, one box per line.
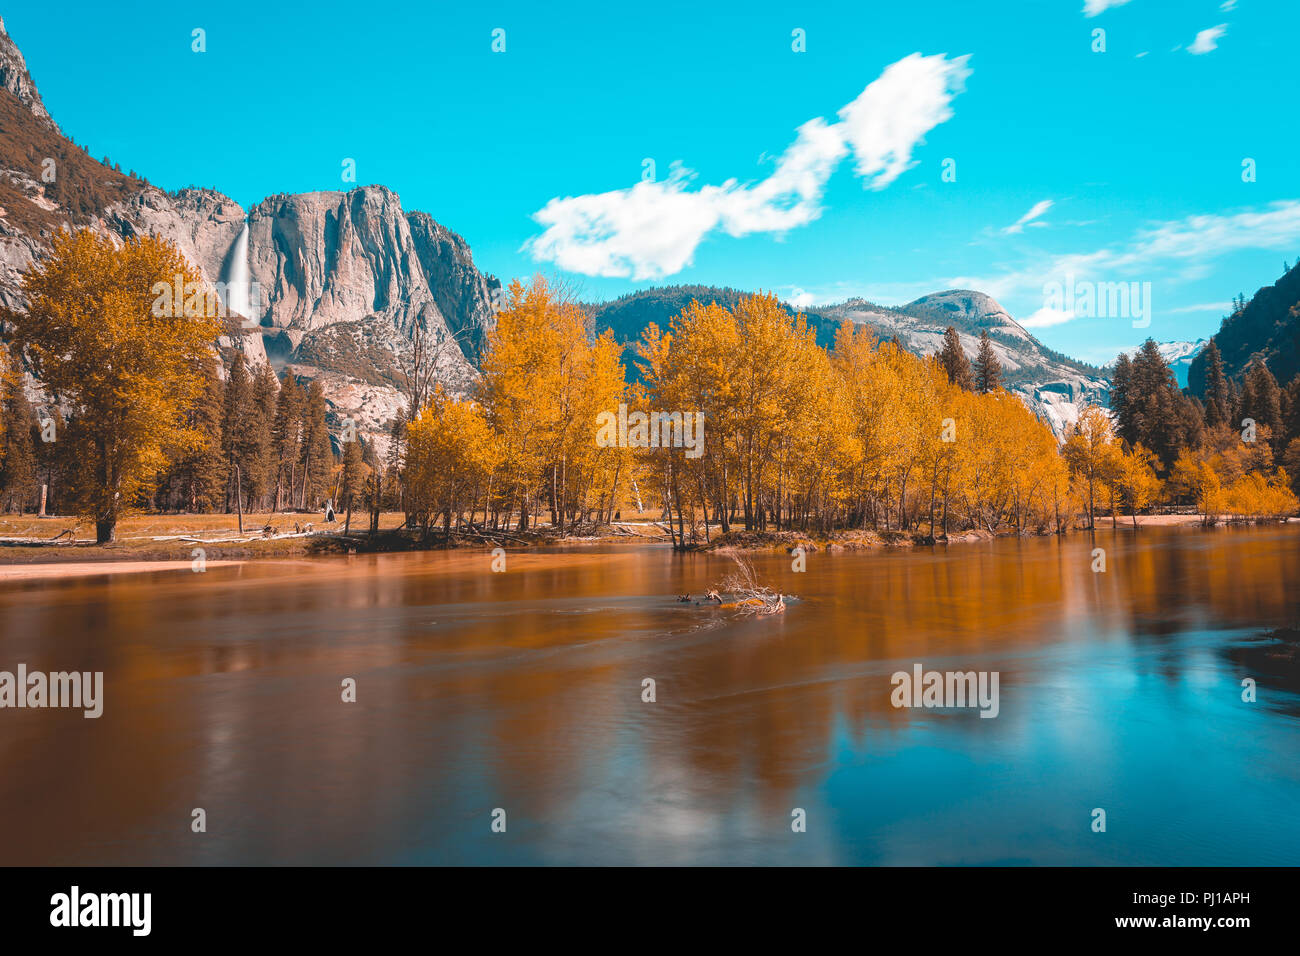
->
[0, 560, 242, 582]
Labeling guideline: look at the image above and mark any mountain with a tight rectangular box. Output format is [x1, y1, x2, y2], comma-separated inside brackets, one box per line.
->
[0, 19, 497, 450]
[1, 19, 1110, 447]
[587, 286, 1109, 438]
[0, 16, 49, 124]
[1188, 262, 1300, 394]
[1107, 339, 1207, 387]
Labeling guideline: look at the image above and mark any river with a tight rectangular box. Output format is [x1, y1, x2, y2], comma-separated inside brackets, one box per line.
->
[1, 525, 1298, 865]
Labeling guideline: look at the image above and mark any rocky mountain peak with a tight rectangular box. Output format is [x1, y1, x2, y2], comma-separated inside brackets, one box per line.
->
[0, 18, 51, 125]
[905, 289, 1032, 340]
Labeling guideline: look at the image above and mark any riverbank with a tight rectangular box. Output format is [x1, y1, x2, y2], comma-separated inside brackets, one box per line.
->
[0, 511, 1289, 577]
[692, 513, 1245, 552]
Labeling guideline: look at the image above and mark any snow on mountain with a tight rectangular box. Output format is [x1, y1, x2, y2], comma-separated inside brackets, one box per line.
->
[815, 290, 1110, 439]
[1105, 339, 1207, 387]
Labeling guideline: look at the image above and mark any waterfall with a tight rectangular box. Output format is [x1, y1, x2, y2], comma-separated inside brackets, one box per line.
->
[221, 221, 251, 321]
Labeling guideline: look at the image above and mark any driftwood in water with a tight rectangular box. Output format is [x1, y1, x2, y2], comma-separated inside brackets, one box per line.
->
[716, 549, 786, 615]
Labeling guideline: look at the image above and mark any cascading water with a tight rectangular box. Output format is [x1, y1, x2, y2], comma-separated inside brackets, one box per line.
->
[221, 221, 251, 322]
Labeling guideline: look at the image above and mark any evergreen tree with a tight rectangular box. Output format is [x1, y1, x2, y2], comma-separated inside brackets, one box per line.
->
[938, 326, 974, 390]
[32, 406, 68, 516]
[340, 436, 367, 533]
[249, 362, 279, 510]
[1283, 375, 1300, 446]
[221, 352, 256, 513]
[974, 330, 1001, 393]
[167, 357, 225, 512]
[1124, 339, 1203, 467]
[271, 372, 303, 511]
[1200, 340, 1231, 428]
[0, 349, 37, 512]
[298, 379, 333, 510]
[1110, 353, 1134, 440]
[364, 438, 383, 536]
[1241, 359, 1284, 453]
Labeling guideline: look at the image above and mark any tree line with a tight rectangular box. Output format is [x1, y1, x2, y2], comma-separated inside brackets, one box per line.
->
[395, 278, 1299, 548]
[1, 238, 1297, 547]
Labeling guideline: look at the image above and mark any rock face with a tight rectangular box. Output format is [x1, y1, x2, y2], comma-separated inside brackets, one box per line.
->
[0, 19, 497, 450]
[1188, 261, 1300, 394]
[243, 187, 495, 374]
[0, 16, 50, 124]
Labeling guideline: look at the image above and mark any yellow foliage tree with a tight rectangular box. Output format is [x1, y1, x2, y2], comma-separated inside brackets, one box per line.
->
[6, 231, 222, 542]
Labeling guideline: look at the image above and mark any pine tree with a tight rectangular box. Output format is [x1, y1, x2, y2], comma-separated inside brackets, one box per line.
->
[1242, 359, 1284, 453]
[271, 372, 303, 512]
[1201, 340, 1231, 428]
[221, 352, 256, 513]
[974, 330, 1001, 393]
[938, 326, 974, 390]
[249, 362, 279, 510]
[340, 436, 367, 533]
[167, 357, 225, 512]
[1283, 375, 1300, 446]
[1110, 353, 1134, 440]
[1126, 339, 1203, 467]
[364, 439, 383, 536]
[298, 379, 333, 510]
[0, 348, 37, 512]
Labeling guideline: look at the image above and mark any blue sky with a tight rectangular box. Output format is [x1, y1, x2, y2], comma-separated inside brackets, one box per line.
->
[8, 0, 1299, 364]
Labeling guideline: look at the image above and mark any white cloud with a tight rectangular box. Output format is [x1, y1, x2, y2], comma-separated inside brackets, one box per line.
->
[524, 52, 971, 279]
[1166, 301, 1231, 314]
[1189, 24, 1228, 54]
[1083, 0, 1132, 16]
[1098, 201, 1300, 268]
[1003, 199, 1054, 234]
[1220, 1, 1237, 11]
[836, 53, 971, 190]
[959, 200, 1300, 327]
[1021, 306, 1076, 328]
[788, 287, 817, 309]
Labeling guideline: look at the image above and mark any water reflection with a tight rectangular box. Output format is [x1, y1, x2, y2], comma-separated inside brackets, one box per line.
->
[0, 525, 1297, 865]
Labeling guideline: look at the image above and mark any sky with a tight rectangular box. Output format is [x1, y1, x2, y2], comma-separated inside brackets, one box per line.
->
[7, 0, 1300, 365]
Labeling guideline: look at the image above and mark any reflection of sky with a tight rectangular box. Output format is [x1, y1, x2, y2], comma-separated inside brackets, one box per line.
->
[3, 528, 1299, 865]
[819, 631, 1300, 866]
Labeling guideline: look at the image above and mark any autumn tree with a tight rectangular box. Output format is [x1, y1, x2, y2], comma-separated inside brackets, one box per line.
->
[1114, 443, 1161, 528]
[405, 386, 496, 538]
[6, 231, 222, 542]
[479, 277, 626, 533]
[1063, 405, 1120, 529]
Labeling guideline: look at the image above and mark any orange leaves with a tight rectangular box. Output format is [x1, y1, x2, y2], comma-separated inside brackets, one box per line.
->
[7, 230, 226, 538]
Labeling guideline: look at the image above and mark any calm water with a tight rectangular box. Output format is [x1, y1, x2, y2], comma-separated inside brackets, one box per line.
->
[1, 525, 1299, 866]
